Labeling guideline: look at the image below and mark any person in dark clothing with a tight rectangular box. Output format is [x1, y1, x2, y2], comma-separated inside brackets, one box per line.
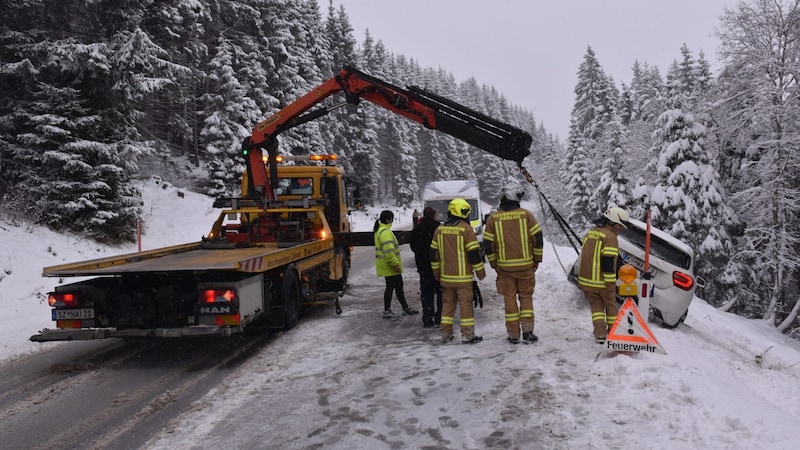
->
[410, 207, 443, 327]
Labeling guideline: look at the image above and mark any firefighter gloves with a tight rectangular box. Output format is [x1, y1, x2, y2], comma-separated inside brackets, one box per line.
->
[472, 280, 483, 309]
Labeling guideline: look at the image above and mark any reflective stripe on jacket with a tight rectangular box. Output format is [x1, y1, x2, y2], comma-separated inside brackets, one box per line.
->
[431, 220, 485, 287]
[483, 208, 543, 271]
[374, 223, 402, 277]
[577, 224, 619, 291]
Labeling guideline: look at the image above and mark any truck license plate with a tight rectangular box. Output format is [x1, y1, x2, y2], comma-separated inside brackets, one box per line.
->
[53, 308, 94, 321]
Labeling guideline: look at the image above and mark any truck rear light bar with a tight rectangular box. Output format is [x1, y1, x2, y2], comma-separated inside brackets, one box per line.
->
[309, 154, 337, 161]
[48, 292, 78, 308]
[261, 154, 338, 163]
[200, 289, 236, 303]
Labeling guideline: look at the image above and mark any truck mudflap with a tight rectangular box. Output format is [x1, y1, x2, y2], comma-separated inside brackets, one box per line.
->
[305, 282, 350, 314]
[29, 325, 245, 342]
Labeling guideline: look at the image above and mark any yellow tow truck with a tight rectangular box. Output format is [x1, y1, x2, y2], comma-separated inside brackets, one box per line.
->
[30, 66, 532, 342]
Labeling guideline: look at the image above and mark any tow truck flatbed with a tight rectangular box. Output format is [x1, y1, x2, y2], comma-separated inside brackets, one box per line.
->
[43, 239, 334, 277]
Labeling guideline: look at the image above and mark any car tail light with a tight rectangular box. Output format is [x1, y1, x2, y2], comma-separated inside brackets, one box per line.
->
[200, 289, 236, 303]
[672, 271, 694, 290]
[48, 292, 79, 307]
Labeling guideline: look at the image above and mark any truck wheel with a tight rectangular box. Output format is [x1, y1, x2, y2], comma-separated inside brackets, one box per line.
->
[281, 267, 301, 330]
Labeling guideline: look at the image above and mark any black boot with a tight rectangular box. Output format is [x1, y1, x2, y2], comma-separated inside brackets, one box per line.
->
[522, 332, 538, 344]
[462, 336, 483, 344]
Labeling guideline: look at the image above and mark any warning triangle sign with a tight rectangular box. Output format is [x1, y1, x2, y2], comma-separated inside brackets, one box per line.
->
[606, 297, 667, 355]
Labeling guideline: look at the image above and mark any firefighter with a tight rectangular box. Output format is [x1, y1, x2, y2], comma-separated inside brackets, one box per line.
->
[578, 206, 630, 344]
[483, 182, 543, 344]
[431, 198, 486, 344]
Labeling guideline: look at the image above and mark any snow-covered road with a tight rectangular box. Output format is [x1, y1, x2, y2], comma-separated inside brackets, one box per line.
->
[145, 244, 800, 450]
[3, 182, 799, 449]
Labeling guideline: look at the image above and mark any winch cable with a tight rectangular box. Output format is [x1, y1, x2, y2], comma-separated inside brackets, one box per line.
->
[516, 162, 583, 274]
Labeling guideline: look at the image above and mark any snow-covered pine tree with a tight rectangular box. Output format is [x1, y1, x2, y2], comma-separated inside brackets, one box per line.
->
[363, 33, 417, 205]
[618, 82, 634, 126]
[630, 62, 666, 124]
[713, 0, 800, 330]
[132, 0, 206, 165]
[647, 103, 735, 298]
[258, 0, 322, 156]
[571, 46, 615, 143]
[566, 46, 620, 222]
[4, 38, 143, 243]
[397, 59, 440, 189]
[418, 66, 476, 186]
[200, 34, 259, 197]
[472, 84, 516, 200]
[322, 1, 360, 182]
[565, 119, 594, 230]
[591, 120, 630, 213]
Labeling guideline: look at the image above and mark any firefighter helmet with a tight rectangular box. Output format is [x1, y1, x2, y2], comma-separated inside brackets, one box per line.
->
[501, 182, 526, 202]
[448, 198, 472, 219]
[604, 206, 630, 228]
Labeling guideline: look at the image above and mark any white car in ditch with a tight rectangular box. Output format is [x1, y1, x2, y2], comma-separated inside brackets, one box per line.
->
[568, 218, 706, 328]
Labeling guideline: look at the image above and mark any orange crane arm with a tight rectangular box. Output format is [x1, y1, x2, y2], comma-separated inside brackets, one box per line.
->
[243, 66, 532, 200]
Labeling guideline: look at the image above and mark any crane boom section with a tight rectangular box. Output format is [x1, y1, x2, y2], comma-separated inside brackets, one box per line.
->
[245, 66, 532, 200]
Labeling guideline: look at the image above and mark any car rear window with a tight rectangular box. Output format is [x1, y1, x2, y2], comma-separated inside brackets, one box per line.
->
[619, 227, 692, 270]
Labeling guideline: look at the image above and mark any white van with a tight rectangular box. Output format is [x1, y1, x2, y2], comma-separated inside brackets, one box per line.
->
[422, 180, 483, 236]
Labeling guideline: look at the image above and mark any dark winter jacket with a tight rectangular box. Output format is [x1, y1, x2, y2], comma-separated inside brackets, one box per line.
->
[410, 217, 439, 273]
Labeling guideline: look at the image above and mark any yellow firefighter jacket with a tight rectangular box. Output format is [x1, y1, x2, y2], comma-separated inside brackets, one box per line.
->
[483, 207, 543, 273]
[577, 223, 620, 292]
[430, 219, 486, 287]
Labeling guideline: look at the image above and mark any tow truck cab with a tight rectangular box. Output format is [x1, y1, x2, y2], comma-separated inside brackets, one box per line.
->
[238, 154, 355, 234]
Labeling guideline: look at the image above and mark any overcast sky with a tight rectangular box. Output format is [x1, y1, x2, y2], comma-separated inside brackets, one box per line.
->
[331, 0, 733, 139]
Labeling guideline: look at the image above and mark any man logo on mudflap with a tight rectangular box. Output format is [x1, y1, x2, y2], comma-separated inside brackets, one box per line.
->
[200, 306, 233, 314]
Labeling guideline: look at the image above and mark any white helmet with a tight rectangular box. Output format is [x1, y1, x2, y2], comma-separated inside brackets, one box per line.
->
[501, 182, 526, 202]
[604, 206, 630, 228]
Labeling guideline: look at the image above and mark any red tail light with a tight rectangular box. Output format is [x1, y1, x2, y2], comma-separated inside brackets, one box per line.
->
[200, 289, 236, 303]
[673, 271, 694, 290]
[48, 292, 79, 307]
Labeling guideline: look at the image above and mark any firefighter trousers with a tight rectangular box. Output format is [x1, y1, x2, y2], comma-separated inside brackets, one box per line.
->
[496, 269, 535, 340]
[440, 285, 475, 341]
[583, 287, 618, 339]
